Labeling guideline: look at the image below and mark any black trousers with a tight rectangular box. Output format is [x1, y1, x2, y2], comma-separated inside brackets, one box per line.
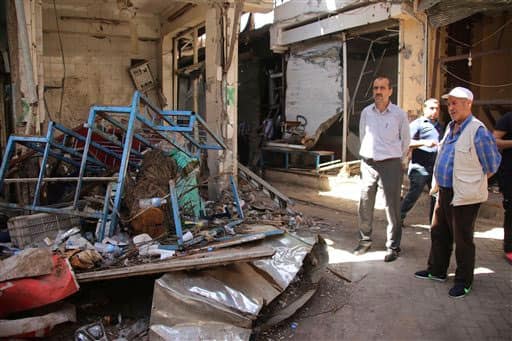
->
[427, 187, 480, 288]
[498, 169, 512, 253]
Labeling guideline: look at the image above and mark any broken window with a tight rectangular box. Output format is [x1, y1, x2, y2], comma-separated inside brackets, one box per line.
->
[175, 25, 206, 114]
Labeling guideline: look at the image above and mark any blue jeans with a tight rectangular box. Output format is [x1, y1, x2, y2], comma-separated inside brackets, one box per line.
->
[400, 166, 435, 222]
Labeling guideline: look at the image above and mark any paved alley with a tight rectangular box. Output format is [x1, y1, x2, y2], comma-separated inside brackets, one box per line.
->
[258, 181, 512, 341]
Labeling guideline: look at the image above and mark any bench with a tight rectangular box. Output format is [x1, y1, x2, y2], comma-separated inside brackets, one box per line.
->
[261, 146, 335, 171]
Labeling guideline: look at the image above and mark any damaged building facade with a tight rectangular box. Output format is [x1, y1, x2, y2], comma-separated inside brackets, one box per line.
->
[0, 0, 330, 339]
[0, 0, 511, 338]
[268, 0, 512, 168]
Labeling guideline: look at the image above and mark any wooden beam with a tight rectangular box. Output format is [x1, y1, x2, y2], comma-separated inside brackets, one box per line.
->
[205, 4, 224, 200]
[238, 163, 293, 206]
[76, 245, 275, 283]
[278, 3, 401, 46]
[439, 48, 512, 64]
[161, 5, 207, 37]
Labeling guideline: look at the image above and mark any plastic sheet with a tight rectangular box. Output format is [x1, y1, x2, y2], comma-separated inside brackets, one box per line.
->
[251, 234, 315, 290]
[186, 276, 261, 315]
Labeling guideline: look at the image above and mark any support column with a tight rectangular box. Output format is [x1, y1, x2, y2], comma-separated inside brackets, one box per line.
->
[205, 3, 239, 200]
[342, 32, 348, 162]
[161, 34, 173, 109]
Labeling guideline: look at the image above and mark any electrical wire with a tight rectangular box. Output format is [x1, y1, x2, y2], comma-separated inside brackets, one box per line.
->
[441, 65, 512, 88]
[52, 0, 65, 121]
[446, 18, 512, 48]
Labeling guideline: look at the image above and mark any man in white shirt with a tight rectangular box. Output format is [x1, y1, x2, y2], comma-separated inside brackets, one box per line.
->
[354, 76, 411, 262]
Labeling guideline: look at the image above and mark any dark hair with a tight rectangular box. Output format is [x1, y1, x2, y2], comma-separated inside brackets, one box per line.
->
[374, 76, 392, 88]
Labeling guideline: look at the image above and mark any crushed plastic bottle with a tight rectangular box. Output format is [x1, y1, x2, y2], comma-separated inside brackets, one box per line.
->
[94, 242, 123, 255]
[138, 197, 167, 209]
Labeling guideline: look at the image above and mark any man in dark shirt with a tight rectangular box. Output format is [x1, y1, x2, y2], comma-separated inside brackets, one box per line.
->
[493, 112, 512, 264]
[400, 98, 444, 225]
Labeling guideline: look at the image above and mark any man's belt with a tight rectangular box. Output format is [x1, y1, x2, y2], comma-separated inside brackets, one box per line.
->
[362, 157, 400, 163]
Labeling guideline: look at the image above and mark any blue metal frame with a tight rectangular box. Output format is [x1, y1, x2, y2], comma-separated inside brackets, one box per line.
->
[229, 175, 244, 219]
[169, 180, 184, 247]
[0, 91, 226, 240]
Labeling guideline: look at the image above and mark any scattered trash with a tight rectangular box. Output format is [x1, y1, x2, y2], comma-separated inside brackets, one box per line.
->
[182, 230, 193, 242]
[53, 227, 82, 251]
[94, 242, 123, 255]
[116, 318, 148, 339]
[75, 321, 108, 341]
[69, 249, 103, 270]
[138, 197, 168, 209]
[290, 322, 298, 329]
[0, 92, 327, 339]
[66, 235, 94, 250]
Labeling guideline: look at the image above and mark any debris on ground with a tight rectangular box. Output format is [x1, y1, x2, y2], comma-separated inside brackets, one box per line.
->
[0, 303, 76, 339]
[0, 92, 337, 339]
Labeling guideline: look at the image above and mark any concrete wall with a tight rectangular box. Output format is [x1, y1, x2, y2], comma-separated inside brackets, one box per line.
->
[285, 40, 342, 136]
[274, 0, 358, 25]
[42, 2, 160, 127]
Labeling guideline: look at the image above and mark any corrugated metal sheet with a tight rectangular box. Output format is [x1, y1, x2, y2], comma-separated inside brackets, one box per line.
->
[426, 0, 512, 27]
[149, 233, 328, 339]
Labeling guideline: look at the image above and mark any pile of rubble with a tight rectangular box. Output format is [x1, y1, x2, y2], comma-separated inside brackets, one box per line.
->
[0, 92, 328, 339]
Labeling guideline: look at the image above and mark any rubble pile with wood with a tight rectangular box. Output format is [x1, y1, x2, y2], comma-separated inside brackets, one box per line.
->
[0, 92, 328, 339]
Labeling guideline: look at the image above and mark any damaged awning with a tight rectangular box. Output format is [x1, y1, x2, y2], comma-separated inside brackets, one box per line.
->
[420, 0, 512, 27]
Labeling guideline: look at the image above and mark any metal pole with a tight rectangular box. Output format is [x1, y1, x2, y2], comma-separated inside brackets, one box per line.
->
[14, 0, 37, 104]
[109, 92, 140, 234]
[73, 109, 96, 209]
[342, 32, 348, 162]
[32, 122, 55, 207]
[169, 180, 183, 247]
[229, 175, 244, 219]
[350, 40, 374, 118]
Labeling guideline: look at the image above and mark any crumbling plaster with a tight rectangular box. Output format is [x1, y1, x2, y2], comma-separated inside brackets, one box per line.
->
[41, 1, 161, 127]
[286, 40, 342, 136]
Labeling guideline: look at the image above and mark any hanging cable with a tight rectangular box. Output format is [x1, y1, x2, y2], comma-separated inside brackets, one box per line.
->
[52, 0, 65, 121]
[441, 65, 512, 88]
[446, 18, 512, 48]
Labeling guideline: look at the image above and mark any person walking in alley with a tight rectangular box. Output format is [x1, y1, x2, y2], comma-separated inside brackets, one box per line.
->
[400, 98, 444, 226]
[414, 87, 501, 298]
[493, 112, 512, 264]
[353, 76, 410, 262]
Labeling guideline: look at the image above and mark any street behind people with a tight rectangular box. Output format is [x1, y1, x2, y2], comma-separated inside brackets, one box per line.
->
[414, 87, 501, 298]
[400, 98, 444, 226]
[493, 112, 512, 264]
[354, 76, 410, 262]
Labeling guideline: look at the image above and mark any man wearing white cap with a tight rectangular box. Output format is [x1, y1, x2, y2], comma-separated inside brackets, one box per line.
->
[414, 86, 501, 298]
